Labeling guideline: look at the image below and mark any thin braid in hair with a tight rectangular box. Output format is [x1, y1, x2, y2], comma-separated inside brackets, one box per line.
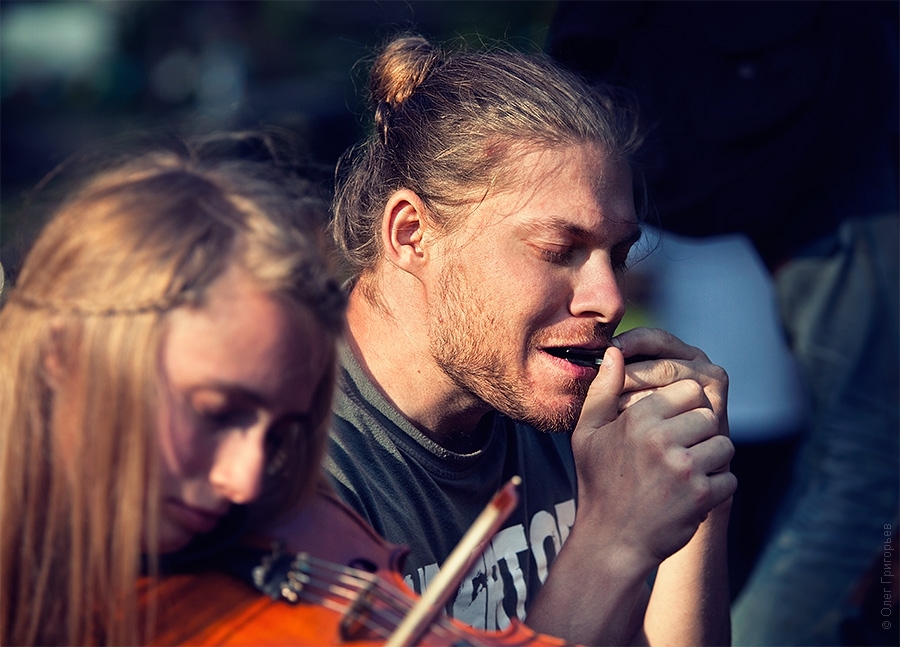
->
[7, 291, 192, 317]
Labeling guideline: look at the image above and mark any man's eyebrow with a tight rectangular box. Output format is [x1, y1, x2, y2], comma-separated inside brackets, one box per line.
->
[524, 215, 642, 246]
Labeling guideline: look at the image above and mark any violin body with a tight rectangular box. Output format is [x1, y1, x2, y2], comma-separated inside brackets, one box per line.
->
[140, 488, 572, 646]
[143, 569, 355, 645]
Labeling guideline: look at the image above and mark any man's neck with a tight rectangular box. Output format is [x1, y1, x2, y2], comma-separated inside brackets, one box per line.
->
[344, 278, 492, 453]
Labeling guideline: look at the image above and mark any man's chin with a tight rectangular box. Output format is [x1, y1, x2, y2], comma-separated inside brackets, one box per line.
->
[509, 396, 584, 434]
[528, 411, 581, 434]
[450, 367, 586, 433]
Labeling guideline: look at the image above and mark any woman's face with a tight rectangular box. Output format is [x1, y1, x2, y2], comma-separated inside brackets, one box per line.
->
[154, 262, 332, 553]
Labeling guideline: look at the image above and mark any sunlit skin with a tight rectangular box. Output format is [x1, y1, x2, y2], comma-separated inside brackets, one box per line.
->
[346, 141, 736, 644]
[155, 263, 331, 554]
[427, 145, 641, 435]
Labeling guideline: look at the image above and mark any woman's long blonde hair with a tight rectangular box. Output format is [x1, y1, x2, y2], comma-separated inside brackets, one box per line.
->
[0, 138, 344, 645]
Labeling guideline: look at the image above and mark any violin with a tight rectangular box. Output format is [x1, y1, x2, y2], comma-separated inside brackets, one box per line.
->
[139, 486, 574, 646]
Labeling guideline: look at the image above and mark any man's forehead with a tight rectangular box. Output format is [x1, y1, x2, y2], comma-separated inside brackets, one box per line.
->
[457, 144, 638, 238]
[520, 148, 638, 236]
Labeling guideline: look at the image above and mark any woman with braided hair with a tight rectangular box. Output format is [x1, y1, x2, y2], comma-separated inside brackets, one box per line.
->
[0, 138, 345, 645]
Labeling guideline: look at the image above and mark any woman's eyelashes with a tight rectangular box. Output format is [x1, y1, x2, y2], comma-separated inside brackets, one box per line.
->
[264, 415, 307, 475]
[186, 388, 309, 475]
[204, 407, 258, 430]
[190, 390, 258, 431]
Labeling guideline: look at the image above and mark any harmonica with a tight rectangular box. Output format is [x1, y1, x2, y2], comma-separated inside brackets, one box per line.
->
[561, 348, 655, 367]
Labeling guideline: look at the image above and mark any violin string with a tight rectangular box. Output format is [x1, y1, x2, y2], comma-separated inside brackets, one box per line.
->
[278, 558, 408, 638]
[300, 556, 416, 612]
[291, 584, 462, 642]
[311, 557, 501, 647]
[286, 587, 397, 638]
[292, 557, 497, 646]
[293, 583, 496, 646]
[305, 583, 484, 646]
[295, 560, 410, 627]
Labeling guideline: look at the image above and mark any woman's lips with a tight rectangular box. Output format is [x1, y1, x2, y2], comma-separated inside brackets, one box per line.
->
[166, 500, 224, 535]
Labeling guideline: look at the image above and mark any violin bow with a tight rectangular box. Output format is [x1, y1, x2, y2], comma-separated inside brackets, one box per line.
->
[384, 475, 522, 647]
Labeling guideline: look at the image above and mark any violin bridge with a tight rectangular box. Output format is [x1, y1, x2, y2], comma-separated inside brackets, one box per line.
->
[249, 542, 381, 641]
[339, 579, 377, 642]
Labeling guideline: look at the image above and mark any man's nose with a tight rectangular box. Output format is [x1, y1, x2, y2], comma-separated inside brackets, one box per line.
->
[208, 426, 267, 505]
[569, 252, 627, 323]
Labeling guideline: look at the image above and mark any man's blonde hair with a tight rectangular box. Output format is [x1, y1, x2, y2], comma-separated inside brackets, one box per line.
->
[333, 34, 646, 292]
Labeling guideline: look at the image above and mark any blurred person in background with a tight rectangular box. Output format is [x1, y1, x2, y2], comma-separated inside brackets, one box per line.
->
[548, 2, 899, 644]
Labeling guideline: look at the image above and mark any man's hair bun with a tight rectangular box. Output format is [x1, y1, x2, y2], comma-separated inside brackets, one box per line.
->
[370, 35, 442, 108]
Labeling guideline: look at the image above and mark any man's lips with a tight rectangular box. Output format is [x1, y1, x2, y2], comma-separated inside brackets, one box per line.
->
[543, 346, 608, 367]
[543, 346, 655, 367]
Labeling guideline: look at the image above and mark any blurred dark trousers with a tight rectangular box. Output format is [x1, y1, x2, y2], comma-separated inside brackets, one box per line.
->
[732, 214, 900, 646]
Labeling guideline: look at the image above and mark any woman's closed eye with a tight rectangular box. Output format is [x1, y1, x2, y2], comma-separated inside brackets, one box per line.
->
[203, 407, 258, 430]
[264, 415, 308, 474]
[190, 389, 259, 431]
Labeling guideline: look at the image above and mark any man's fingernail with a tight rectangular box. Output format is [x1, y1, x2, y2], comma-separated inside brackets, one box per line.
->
[603, 348, 615, 367]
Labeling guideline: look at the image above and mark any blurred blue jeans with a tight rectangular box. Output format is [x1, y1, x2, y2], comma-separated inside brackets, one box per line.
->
[731, 214, 899, 646]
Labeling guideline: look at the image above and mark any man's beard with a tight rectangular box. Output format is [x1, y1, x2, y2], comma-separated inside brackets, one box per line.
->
[428, 263, 588, 433]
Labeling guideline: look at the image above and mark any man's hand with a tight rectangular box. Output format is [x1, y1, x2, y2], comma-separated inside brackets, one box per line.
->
[570, 327, 736, 570]
[525, 327, 736, 645]
[616, 327, 730, 437]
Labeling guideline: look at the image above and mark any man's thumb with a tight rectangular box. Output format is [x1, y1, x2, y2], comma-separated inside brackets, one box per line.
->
[580, 345, 626, 429]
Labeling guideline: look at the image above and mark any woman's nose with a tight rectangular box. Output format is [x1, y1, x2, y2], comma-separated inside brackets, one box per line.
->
[208, 426, 267, 505]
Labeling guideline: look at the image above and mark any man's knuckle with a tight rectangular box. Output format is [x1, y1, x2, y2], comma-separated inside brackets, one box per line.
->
[682, 378, 704, 401]
[703, 407, 720, 426]
[717, 434, 736, 460]
[707, 363, 728, 386]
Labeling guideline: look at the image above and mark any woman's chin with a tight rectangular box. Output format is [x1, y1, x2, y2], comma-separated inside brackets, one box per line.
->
[149, 522, 194, 555]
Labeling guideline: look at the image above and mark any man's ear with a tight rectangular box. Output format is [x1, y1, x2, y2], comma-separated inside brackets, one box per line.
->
[381, 189, 430, 275]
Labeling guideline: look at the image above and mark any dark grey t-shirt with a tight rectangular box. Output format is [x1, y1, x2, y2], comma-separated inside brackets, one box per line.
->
[325, 345, 579, 631]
